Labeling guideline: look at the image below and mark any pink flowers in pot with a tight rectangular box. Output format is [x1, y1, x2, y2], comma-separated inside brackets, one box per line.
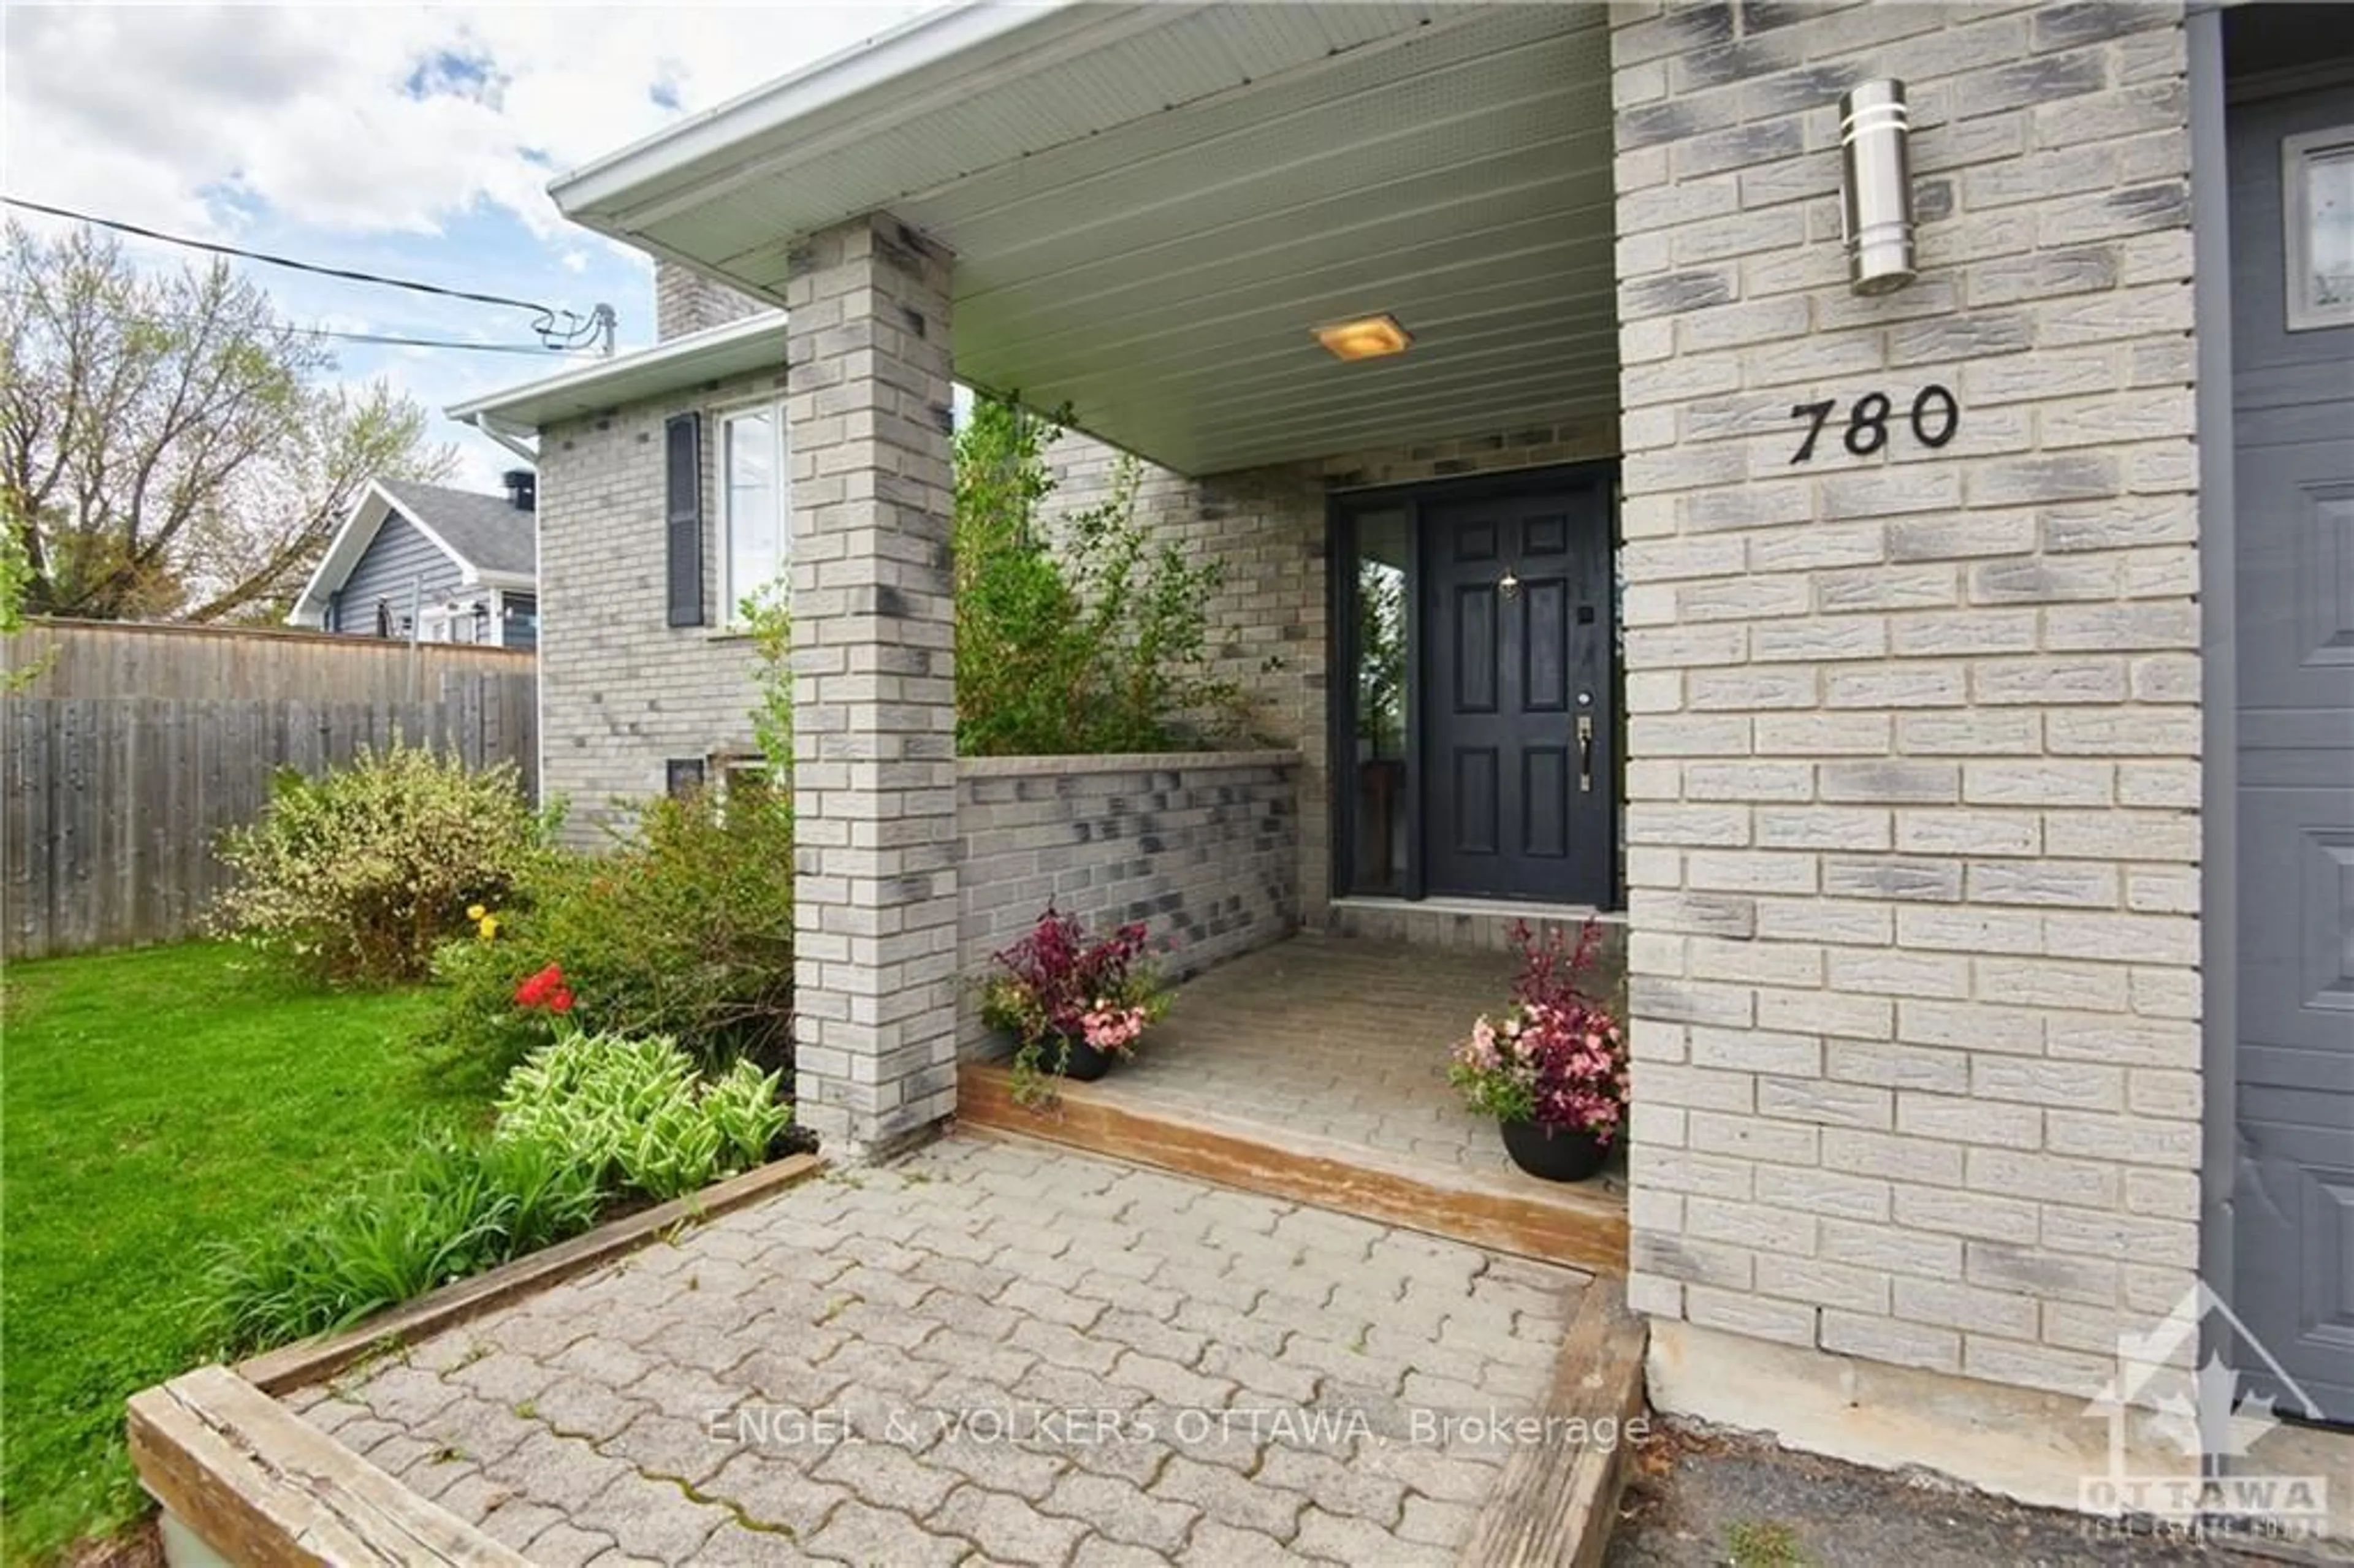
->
[1080, 999, 1149, 1054]
[981, 906, 1170, 1104]
[1450, 920, 1629, 1144]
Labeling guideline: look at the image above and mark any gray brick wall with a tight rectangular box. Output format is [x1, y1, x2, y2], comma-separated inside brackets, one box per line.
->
[654, 259, 772, 341]
[1612, 1, 2200, 1399]
[955, 752, 1301, 1057]
[536, 364, 787, 845]
[1044, 416, 1621, 926]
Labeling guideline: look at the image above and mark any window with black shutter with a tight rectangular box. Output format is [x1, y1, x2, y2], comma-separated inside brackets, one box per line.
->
[665, 758, 706, 797]
[665, 411, 704, 626]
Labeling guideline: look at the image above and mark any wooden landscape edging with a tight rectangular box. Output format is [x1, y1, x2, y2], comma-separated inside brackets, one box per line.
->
[1460, 1277, 1651, 1568]
[129, 1152, 825, 1566]
[956, 1061, 1627, 1274]
[236, 1151, 823, 1394]
[127, 1364, 527, 1568]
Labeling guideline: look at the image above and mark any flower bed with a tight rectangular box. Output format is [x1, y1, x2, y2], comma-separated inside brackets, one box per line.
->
[202, 965, 798, 1357]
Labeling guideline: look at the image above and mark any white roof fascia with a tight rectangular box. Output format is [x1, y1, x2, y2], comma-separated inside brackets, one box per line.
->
[446, 312, 787, 428]
[549, 1, 1087, 224]
[289, 484, 384, 625]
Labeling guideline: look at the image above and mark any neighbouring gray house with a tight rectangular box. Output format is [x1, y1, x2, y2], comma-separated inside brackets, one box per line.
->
[443, 0, 2350, 1536]
[288, 475, 541, 650]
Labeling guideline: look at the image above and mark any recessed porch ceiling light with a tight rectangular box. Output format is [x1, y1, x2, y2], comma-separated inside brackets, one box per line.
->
[1313, 314, 1412, 361]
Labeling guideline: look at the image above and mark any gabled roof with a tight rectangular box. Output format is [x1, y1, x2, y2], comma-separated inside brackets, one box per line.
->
[376, 480, 536, 577]
[447, 311, 788, 433]
[287, 478, 536, 627]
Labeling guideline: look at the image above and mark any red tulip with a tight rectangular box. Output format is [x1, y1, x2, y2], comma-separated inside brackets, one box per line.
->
[514, 964, 567, 1010]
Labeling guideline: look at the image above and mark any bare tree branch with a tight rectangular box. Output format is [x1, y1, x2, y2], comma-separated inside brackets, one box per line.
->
[0, 221, 454, 622]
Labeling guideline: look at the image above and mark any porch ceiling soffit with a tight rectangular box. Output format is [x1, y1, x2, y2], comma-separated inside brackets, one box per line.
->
[552, 2, 1618, 476]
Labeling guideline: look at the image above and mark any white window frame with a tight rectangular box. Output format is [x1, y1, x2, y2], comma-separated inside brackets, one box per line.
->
[498, 588, 538, 644]
[717, 401, 790, 628]
[720, 753, 771, 801]
[2284, 123, 2354, 333]
[703, 750, 776, 823]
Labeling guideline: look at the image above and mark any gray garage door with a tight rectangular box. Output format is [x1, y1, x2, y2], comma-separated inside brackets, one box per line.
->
[2229, 75, 2354, 1425]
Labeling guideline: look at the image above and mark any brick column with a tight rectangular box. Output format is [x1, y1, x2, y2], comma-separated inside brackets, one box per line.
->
[1612, 3, 2200, 1401]
[783, 214, 959, 1151]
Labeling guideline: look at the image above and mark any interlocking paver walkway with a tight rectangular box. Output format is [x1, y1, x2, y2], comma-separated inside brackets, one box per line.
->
[1116, 936, 1628, 1192]
[294, 1136, 1587, 1566]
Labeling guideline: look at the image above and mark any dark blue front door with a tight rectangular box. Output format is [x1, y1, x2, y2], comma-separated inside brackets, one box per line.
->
[1422, 486, 1614, 904]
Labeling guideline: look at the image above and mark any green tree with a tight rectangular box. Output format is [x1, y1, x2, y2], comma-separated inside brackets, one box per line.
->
[741, 582, 796, 783]
[0, 221, 455, 623]
[951, 397, 1093, 754]
[0, 495, 48, 691]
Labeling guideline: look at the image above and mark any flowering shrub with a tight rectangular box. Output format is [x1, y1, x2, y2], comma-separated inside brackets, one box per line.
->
[212, 742, 549, 984]
[421, 788, 793, 1077]
[1449, 921, 1629, 1143]
[980, 906, 1168, 1104]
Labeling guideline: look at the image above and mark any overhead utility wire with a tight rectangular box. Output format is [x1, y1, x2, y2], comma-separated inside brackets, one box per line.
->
[303, 329, 593, 356]
[2, 195, 615, 352]
[0, 287, 591, 357]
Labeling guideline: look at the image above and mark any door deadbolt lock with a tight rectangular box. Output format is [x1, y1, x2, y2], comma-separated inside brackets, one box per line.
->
[1576, 713, 1594, 793]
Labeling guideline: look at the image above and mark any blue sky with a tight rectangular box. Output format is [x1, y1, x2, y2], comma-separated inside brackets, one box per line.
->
[3, 2, 928, 489]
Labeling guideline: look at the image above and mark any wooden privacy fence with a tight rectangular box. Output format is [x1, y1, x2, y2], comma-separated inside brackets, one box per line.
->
[4, 620, 536, 961]
[9, 616, 532, 702]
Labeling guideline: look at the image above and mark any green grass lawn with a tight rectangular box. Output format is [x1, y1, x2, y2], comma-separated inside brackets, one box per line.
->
[1, 943, 483, 1565]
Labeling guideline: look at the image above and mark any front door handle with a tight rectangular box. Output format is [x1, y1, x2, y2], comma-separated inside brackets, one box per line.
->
[1575, 713, 1594, 793]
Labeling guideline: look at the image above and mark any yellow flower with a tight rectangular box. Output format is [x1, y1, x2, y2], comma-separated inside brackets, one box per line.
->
[467, 904, 487, 921]
[477, 915, 500, 940]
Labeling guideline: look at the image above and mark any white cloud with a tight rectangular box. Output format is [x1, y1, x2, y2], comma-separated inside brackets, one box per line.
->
[4, 1, 928, 502]
[3, 2, 929, 240]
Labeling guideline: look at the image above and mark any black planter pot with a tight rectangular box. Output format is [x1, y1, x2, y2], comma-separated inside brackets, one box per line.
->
[1048, 1032, 1116, 1083]
[1500, 1119, 1609, 1182]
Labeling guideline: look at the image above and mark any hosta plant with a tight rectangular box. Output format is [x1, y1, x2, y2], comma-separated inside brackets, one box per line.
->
[200, 968, 798, 1356]
[493, 972, 793, 1200]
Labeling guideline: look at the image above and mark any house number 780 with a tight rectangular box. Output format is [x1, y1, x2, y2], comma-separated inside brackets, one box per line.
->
[1788, 385, 1959, 463]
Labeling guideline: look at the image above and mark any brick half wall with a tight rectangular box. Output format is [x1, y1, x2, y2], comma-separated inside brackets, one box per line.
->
[956, 752, 1301, 1057]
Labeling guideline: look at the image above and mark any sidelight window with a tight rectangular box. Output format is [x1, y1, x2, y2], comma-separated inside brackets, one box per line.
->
[1347, 508, 1411, 896]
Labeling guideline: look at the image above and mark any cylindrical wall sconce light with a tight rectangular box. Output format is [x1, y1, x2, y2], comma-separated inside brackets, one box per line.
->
[1839, 79, 1916, 295]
